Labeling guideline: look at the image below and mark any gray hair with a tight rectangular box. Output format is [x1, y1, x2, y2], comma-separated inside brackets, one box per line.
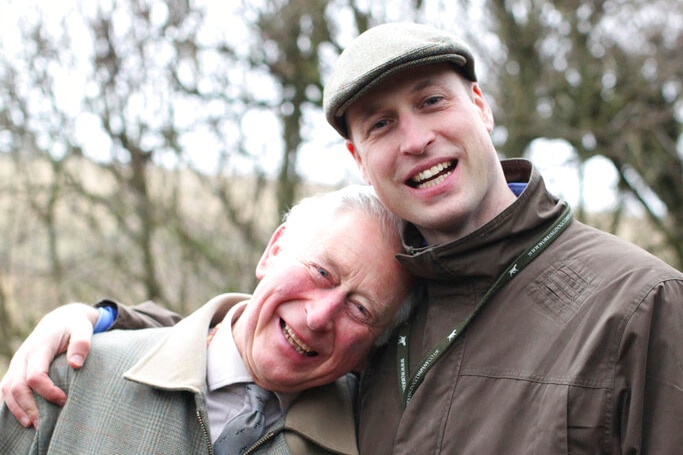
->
[281, 185, 415, 347]
[373, 292, 415, 347]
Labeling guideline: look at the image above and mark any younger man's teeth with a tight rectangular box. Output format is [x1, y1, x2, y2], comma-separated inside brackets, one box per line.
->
[413, 161, 452, 184]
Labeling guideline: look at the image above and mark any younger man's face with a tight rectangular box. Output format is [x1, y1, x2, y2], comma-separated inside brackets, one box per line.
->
[345, 63, 514, 245]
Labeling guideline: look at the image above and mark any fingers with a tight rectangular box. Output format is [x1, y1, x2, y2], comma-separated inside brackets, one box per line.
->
[24, 345, 68, 407]
[1, 379, 37, 428]
[1, 303, 99, 428]
[1, 352, 40, 428]
[21, 309, 96, 404]
[1, 342, 69, 428]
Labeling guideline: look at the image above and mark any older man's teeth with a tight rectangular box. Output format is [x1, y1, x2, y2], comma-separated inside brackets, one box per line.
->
[411, 162, 455, 188]
[281, 320, 317, 357]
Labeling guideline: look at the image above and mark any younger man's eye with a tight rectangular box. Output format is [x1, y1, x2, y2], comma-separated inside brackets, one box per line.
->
[372, 119, 389, 130]
[424, 95, 442, 106]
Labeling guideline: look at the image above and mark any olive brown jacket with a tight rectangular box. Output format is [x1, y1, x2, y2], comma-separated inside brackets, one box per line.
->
[359, 159, 683, 454]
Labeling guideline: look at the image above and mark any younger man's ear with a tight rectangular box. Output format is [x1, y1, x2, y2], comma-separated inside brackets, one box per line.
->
[346, 141, 369, 183]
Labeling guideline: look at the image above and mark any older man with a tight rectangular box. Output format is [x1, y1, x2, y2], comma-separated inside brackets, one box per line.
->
[0, 185, 412, 454]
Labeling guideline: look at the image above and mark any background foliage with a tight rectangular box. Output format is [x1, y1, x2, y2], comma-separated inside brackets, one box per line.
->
[1, 0, 681, 372]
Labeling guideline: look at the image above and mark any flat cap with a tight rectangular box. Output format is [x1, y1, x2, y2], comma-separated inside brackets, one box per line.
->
[323, 22, 477, 138]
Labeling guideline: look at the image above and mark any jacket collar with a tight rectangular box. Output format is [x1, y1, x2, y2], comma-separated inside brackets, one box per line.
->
[124, 293, 249, 393]
[284, 376, 359, 455]
[398, 159, 567, 282]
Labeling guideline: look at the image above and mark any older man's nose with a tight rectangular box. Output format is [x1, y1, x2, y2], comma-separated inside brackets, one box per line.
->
[305, 292, 345, 331]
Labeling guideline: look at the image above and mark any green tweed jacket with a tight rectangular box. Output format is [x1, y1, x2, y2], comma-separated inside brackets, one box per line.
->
[0, 294, 359, 455]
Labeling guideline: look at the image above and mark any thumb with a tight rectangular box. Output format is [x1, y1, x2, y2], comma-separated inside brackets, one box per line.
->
[66, 320, 94, 369]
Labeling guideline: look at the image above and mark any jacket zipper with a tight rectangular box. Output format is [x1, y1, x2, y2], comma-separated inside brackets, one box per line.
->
[196, 409, 214, 455]
[243, 431, 276, 455]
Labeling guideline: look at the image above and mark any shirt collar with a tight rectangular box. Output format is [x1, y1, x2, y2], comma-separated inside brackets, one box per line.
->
[206, 302, 252, 390]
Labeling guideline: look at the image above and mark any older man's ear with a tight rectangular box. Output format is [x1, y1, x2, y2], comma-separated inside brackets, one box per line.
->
[255, 224, 286, 280]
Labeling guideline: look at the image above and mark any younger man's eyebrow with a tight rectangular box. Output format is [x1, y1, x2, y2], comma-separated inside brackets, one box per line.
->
[411, 76, 447, 93]
[353, 78, 438, 121]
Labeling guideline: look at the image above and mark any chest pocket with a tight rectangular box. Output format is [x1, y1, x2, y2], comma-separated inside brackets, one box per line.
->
[443, 376, 609, 454]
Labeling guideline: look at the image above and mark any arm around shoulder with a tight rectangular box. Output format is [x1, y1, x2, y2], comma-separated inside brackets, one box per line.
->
[98, 299, 182, 330]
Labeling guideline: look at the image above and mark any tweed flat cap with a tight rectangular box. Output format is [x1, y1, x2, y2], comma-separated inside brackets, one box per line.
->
[323, 22, 477, 138]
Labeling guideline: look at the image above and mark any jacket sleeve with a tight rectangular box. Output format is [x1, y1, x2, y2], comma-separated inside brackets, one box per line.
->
[618, 277, 683, 453]
[96, 299, 183, 330]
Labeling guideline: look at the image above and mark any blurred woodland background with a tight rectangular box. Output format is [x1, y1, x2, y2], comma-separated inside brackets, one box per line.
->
[1, 0, 682, 374]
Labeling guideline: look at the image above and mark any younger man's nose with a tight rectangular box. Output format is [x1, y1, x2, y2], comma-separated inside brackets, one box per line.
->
[399, 114, 434, 156]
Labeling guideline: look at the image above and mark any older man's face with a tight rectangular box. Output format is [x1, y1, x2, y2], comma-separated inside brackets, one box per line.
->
[232, 209, 411, 393]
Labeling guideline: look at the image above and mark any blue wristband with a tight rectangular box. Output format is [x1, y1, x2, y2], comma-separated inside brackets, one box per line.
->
[93, 305, 117, 333]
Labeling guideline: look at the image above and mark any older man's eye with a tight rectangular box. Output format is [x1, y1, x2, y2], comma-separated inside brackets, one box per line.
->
[317, 266, 330, 279]
[348, 301, 372, 324]
[310, 264, 334, 286]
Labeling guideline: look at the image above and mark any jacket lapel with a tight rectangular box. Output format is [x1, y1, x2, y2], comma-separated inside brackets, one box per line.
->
[123, 293, 250, 392]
